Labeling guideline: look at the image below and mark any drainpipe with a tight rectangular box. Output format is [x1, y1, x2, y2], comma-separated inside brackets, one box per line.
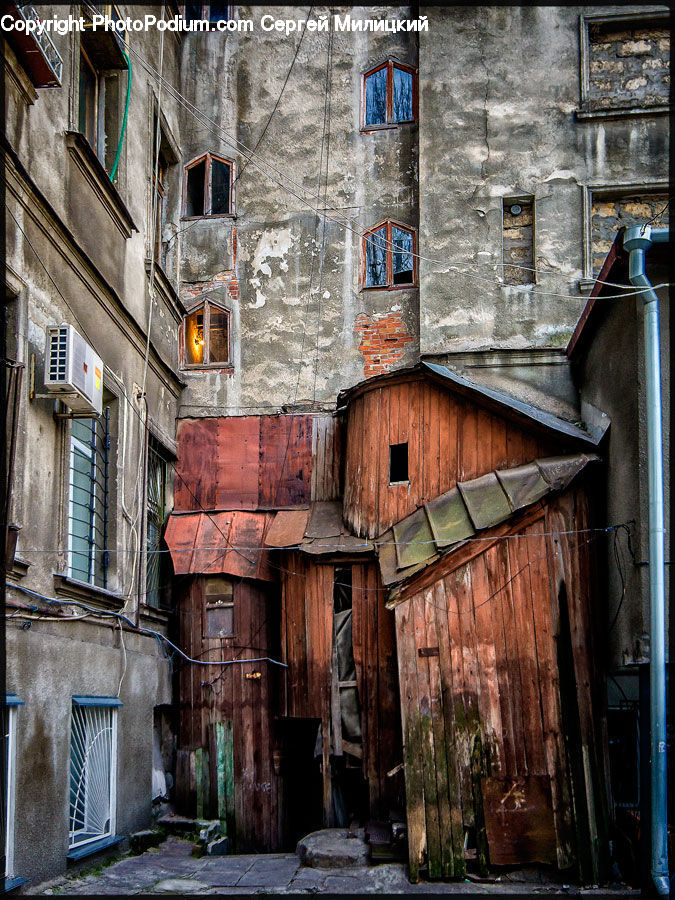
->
[622, 224, 670, 896]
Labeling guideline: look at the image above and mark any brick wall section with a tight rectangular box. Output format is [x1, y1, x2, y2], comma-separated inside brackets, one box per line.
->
[354, 313, 414, 378]
[591, 194, 669, 274]
[503, 201, 534, 285]
[588, 23, 670, 109]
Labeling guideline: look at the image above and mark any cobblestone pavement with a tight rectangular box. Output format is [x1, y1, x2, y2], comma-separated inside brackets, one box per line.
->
[35, 838, 636, 895]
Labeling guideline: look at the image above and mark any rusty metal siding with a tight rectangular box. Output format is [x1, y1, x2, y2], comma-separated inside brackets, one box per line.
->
[175, 414, 329, 512]
[343, 377, 555, 539]
[393, 489, 605, 881]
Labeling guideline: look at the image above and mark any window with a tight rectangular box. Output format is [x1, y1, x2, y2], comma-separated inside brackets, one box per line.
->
[78, 22, 128, 174]
[152, 151, 168, 263]
[146, 437, 171, 609]
[579, 13, 670, 116]
[150, 117, 179, 265]
[182, 153, 234, 217]
[204, 576, 234, 638]
[69, 698, 120, 850]
[389, 442, 408, 483]
[68, 412, 109, 588]
[362, 60, 417, 129]
[333, 567, 352, 613]
[183, 301, 230, 367]
[362, 220, 416, 289]
[2, 696, 22, 885]
[182, 3, 230, 24]
[502, 197, 534, 286]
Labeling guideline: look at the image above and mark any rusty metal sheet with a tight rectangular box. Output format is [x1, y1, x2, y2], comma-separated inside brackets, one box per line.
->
[393, 507, 434, 570]
[496, 462, 549, 512]
[305, 501, 343, 538]
[425, 487, 475, 549]
[337, 533, 373, 554]
[264, 509, 311, 548]
[164, 511, 274, 581]
[164, 512, 201, 574]
[536, 454, 597, 492]
[482, 775, 557, 865]
[458, 473, 512, 531]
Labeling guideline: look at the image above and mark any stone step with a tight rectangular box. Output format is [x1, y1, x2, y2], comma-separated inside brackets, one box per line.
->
[296, 828, 369, 869]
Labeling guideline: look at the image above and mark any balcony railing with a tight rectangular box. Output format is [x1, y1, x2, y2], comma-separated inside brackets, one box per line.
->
[7, 4, 63, 87]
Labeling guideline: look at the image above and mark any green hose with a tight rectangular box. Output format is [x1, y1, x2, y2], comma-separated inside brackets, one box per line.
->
[109, 49, 131, 183]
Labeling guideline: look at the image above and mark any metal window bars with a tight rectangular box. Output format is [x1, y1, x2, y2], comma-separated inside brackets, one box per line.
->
[69, 704, 116, 848]
[68, 409, 110, 588]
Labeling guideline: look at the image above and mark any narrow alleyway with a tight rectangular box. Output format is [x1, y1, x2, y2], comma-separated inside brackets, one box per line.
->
[33, 838, 636, 896]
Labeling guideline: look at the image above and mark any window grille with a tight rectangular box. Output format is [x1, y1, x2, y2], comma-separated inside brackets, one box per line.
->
[69, 701, 118, 849]
[146, 437, 170, 608]
[68, 411, 110, 588]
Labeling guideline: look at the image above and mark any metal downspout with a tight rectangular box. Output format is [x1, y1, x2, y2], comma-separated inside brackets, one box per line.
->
[622, 224, 670, 896]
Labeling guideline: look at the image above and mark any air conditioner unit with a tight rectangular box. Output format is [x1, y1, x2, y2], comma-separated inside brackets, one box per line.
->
[44, 324, 103, 415]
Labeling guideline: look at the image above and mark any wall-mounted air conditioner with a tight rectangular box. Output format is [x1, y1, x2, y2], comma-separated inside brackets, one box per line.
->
[44, 324, 103, 415]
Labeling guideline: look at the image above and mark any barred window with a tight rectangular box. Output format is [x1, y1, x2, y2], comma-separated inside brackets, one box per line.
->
[146, 437, 171, 609]
[68, 412, 109, 588]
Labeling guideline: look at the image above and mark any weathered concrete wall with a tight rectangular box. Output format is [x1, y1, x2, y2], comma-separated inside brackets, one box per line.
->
[174, 6, 420, 415]
[5, 623, 171, 886]
[4, 5, 184, 886]
[417, 5, 669, 357]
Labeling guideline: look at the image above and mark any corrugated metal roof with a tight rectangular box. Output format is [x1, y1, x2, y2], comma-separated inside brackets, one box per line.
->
[377, 453, 599, 589]
[263, 501, 373, 556]
[164, 510, 275, 581]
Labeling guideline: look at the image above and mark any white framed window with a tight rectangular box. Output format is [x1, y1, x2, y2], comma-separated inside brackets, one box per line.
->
[69, 698, 121, 850]
[2, 696, 22, 883]
[68, 413, 110, 588]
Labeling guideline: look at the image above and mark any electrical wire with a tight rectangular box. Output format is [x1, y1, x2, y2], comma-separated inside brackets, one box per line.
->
[113, 30, 672, 300]
[6, 584, 288, 669]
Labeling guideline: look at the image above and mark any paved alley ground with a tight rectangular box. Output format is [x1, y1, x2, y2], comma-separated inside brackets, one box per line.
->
[33, 838, 637, 896]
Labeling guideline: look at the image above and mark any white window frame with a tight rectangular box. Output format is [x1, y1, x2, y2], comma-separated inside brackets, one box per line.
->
[3, 699, 21, 881]
[69, 700, 120, 850]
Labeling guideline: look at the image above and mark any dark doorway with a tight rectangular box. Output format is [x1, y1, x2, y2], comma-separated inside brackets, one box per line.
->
[277, 718, 324, 849]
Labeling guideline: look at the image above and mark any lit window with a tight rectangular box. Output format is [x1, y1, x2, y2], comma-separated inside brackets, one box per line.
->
[183, 301, 230, 366]
[68, 412, 110, 588]
[69, 698, 121, 850]
[362, 60, 416, 129]
[204, 576, 234, 638]
[362, 220, 416, 289]
[183, 153, 233, 217]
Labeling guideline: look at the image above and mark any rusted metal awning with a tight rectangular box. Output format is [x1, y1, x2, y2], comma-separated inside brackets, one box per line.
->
[378, 453, 599, 589]
[164, 510, 275, 581]
[263, 501, 373, 556]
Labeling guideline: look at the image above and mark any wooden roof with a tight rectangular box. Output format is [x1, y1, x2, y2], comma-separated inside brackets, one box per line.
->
[336, 362, 604, 448]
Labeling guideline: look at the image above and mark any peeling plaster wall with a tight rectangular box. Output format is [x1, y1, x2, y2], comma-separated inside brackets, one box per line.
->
[175, 6, 419, 415]
[417, 5, 669, 356]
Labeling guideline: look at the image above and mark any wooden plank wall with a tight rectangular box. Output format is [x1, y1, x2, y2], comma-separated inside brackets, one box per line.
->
[343, 377, 556, 538]
[394, 491, 604, 881]
[178, 576, 283, 851]
[281, 557, 403, 819]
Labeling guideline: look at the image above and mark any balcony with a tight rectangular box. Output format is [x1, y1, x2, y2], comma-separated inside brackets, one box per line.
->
[5, 4, 63, 87]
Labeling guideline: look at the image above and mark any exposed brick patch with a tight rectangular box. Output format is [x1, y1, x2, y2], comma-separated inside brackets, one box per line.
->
[503, 199, 534, 286]
[591, 193, 669, 274]
[354, 313, 413, 379]
[588, 22, 669, 110]
[179, 270, 240, 305]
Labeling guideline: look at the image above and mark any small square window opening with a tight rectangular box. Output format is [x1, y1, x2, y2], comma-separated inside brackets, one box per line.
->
[204, 576, 235, 638]
[183, 300, 230, 367]
[389, 442, 409, 483]
[362, 220, 416, 290]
